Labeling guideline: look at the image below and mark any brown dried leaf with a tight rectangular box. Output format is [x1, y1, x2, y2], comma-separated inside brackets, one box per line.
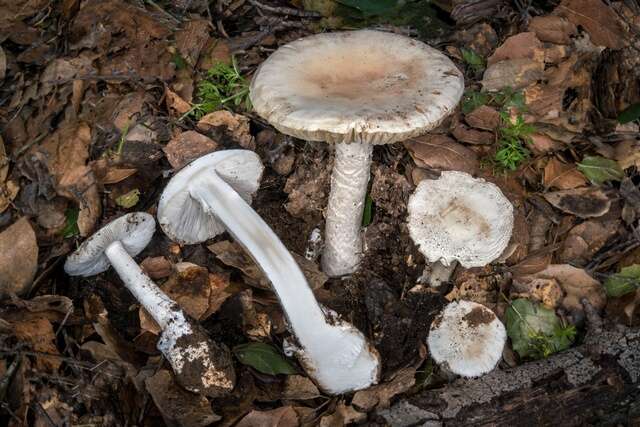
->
[543, 158, 587, 190]
[554, 0, 627, 49]
[319, 403, 366, 427]
[58, 165, 101, 236]
[0, 218, 38, 297]
[0, 180, 19, 213]
[614, 139, 640, 169]
[38, 121, 91, 183]
[146, 369, 221, 427]
[175, 19, 211, 66]
[529, 133, 564, 155]
[282, 375, 321, 400]
[164, 130, 219, 169]
[509, 249, 553, 277]
[464, 105, 501, 130]
[487, 32, 544, 66]
[198, 38, 232, 70]
[13, 317, 60, 372]
[481, 58, 545, 91]
[197, 110, 254, 150]
[352, 367, 416, 412]
[511, 277, 564, 308]
[404, 135, 479, 174]
[558, 219, 619, 265]
[544, 187, 610, 218]
[451, 123, 494, 145]
[528, 15, 577, 44]
[236, 406, 299, 427]
[140, 256, 173, 280]
[531, 264, 606, 314]
[0, 135, 7, 181]
[446, 268, 497, 310]
[166, 87, 192, 117]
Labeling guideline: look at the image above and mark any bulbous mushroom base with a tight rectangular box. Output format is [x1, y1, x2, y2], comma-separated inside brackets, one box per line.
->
[158, 320, 236, 397]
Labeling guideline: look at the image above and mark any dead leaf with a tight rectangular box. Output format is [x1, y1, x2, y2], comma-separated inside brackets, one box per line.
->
[236, 406, 299, 427]
[319, 403, 366, 427]
[208, 240, 327, 291]
[464, 105, 501, 130]
[282, 375, 320, 400]
[554, 0, 627, 49]
[543, 187, 610, 218]
[446, 268, 498, 310]
[57, 165, 101, 236]
[0, 218, 38, 297]
[487, 32, 544, 66]
[164, 130, 219, 169]
[481, 58, 545, 91]
[404, 135, 479, 175]
[0, 135, 7, 182]
[511, 277, 564, 308]
[198, 38, 232, 70]
[197, 110, 254, 150]
[614, 139, 640, 169]
[531, 264, 606, 314]
[352, 367, 416, 412]
[558, 219, 619, 265]
[543, 158, 587, 190]
[38, 121, 91, 183]
[0, 180, 19, 213]
[175, 19, 211, 66]
[166, 87, 192, 117]
[141, 256, 173, 280]
[13, 317, 60, 372]
[528, 15, 577, 44]
[146, 369, 221, 427]
[529, 133, 564, 155]
[509, 249, 553, 277]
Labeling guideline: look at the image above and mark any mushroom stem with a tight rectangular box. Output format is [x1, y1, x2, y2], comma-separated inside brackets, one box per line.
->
[322, 141, 373, 277]
[104, 241, 178, 328]
[426, 261, 457, 289]
[190, 171, 380, 394]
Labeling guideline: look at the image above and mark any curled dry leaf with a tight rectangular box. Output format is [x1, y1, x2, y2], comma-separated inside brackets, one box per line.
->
[146, 369, 221, 427]
[487, 32, 544, 66]
[543, 158, 587, 190]
[530, 264, 606, 314]
[352, 367, 416, 412]
[197, 110, 255, 150]
[543, 187, 611, 218]
[236, 406, 299, 427]
[554, 0, 626, 49]
[163, 130, 219, 169]
[0, 218, 38, 297]
[528, 15, 577, 44]
[404, 135, 479, 175]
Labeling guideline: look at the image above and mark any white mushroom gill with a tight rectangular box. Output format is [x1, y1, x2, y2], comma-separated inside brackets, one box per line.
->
[175, 161, 380, 394]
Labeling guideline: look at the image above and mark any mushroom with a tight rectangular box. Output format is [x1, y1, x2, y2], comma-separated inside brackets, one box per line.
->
[407, 171, 514, 288]
[428, 300, 506, 377]
[157, 150, 380, 394]
[64, 212, 235, 396]
[250, 29, 464, 277]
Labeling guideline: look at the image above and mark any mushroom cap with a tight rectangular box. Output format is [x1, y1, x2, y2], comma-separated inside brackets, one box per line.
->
[250, 30, 464, 145]
[158, 150, 264, 244]
[427, 300, 506, 378]
[407, 171, 514, 268]
[64, 212, 155, 277]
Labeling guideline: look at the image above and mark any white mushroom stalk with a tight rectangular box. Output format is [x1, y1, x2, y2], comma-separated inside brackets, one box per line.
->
[64, 213, 235, 397]
[428, 300, 506, 377]
[250, 30, 464, 277]
[408, 171, 514, 287]
[158, 151, 380, 394]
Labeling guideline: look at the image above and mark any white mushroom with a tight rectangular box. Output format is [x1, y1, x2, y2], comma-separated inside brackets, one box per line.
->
[64, 213, 235, 396]
[407, 171, 514, 287]
[428, 300, 506, 377]
[157, 150, 380, 394]
[250, 29, 464, 277]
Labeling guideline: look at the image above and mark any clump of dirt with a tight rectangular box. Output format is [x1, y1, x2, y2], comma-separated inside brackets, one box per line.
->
[463, 306, 496, 327]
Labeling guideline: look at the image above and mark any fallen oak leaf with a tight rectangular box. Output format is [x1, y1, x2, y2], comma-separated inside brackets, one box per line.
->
[543, 187, 611, 218]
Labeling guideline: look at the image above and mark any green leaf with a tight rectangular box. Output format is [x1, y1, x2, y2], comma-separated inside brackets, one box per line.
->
[505, 299, 575, 359]
[61, 207, 80, 238]
[461, 90, 490, 114]
[334, 0, 398, 17]
[605, 265, 640, 297]
[233, 342, 297, 375]
[576, 156, 624, 185]
[115, 189, 140, 208]
[618, 103, 640, 124]
[362, 194, 373, 227]
[460, 48, 485, 73]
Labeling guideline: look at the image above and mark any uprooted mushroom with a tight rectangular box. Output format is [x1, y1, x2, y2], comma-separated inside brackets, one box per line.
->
[64, 212, 236, 396]
[157, 150, 380, 394]
[407, 171, 514, 288]
[250, 29, 464, 277]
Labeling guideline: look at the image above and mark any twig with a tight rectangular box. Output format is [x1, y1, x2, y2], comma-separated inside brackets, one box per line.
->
[144, 0, 180, 23]
[247, 0, 321, 17]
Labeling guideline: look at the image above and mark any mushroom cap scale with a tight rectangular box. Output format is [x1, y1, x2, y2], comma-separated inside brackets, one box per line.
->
[427, 300, 506, 378]
[64, 212, 155, 277]
[250, 30, 464, 145]
[407, 171, 514, 268]
[158, 150, 263, 244]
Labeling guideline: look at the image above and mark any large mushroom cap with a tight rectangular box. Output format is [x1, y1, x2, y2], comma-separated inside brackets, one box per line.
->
[407, 171, 514, 268]
[64, 212, 155, 277]
[158, 150, 263, 244]
[428, 300, 506, 377]
[250, 30, 464, 145]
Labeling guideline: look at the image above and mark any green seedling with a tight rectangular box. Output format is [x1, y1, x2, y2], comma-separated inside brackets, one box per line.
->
[460, 48, 485, 74]
[495, 112, 534, 171]
[185, 57, 251, 120]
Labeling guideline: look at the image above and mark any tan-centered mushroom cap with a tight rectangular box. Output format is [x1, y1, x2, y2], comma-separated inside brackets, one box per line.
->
[407, 171, 514, 268]
[250, 30, 464, 145]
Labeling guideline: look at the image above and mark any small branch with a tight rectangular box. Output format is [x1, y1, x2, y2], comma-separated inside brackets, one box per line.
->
[247, 0, 321, 17]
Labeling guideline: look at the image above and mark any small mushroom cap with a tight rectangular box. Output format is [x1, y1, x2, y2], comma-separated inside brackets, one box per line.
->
[64, 212, 155, 277]
[158, 150, 264, 244]
[407, 171, 514, 268]
[250, 30, 464, 145]
[428, 300, 506, 378]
